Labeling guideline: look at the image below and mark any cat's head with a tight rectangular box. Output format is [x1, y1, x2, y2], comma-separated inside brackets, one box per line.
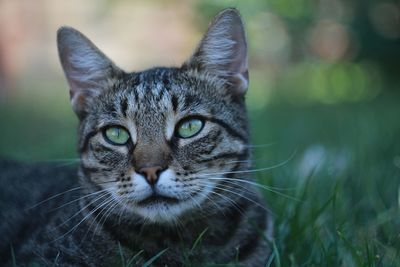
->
[57, 8, 251, 223]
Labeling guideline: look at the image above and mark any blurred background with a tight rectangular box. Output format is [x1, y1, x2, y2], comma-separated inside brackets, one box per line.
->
[0, 0, 399, 265]
[0, 0, 399, 160]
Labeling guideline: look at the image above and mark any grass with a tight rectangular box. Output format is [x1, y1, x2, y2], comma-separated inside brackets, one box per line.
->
[250, 92, 400, 266]
[1, 88, 399, 266]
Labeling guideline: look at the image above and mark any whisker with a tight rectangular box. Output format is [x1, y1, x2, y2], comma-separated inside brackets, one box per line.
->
[199, 185, 245, 217]
[51, 195, 114, 243]
[41, 158, 81, 163]
[117, 200, 127, 225]
[204, 177, 300, 202]
[27, 179, 118, 211]
[49, 188, 110, 213]
[197, 182, 272, 214]
[198, 149, 297, 177]
[81, 199, 116, 242]
[93, 200, 119, 238]
[26, 185, 84, 210]
[245, 142, 277, 148]
[54, 192, 109, 229]
[187, 190, 203, 211]
[94, 179, 119, 185]
[189, 159, 251, 174]
[185, 188, 227, 219]
[40, 158, 103, 168]
[197, 179, 255, 199]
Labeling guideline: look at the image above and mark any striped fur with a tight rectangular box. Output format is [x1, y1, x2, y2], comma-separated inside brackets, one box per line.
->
[2, 8, 272, 266]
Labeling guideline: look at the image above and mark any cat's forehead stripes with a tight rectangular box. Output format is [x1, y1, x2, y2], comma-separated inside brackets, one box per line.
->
[76, 68, 248, 156]
[83, 68, 248, 150]
[95, 71, 175, 144]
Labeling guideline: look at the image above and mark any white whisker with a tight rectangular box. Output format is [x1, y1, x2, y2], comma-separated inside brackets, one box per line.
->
[198, 150, 297, 177]
[93, 200, 119, 238]
[49, 188, 110, 212]
[245, 142, 277, 148]
[51, 195, 114, 243]
[205, 177, 300, 202]
[26, 185, 83, 210]
[82, 197, 117, 242]
[54, 192, 109, 229]
[197, 182, 271, 214]
[199, 184, 244, 216]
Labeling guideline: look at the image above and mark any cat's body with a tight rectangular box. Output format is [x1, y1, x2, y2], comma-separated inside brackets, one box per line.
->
[0, 9, 273, 266]
[0, 158, 271, 266]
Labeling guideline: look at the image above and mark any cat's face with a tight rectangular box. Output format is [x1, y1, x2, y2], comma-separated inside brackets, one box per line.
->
[79, 70, 249, 222]
[58, 9, 250, 223]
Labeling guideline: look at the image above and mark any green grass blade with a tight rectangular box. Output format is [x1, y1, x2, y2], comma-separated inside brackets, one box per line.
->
[117, 242, 126, 267]
[191, 227, 209, 252]
[10, 244, 16, 267]
[126, 250, 144, 267]
[271, 239, 281, 267]
[142, 248, 168, 267]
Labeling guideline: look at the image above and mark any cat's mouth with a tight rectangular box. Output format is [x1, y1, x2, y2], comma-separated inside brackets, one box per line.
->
[137, 194, 180, 206]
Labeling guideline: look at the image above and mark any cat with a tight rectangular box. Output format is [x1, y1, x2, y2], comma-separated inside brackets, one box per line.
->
[0, 8, 273, 266]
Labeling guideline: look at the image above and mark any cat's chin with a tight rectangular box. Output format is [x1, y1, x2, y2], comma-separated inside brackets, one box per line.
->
[131, 199, 193, 223]
[137, 195, 180, 206]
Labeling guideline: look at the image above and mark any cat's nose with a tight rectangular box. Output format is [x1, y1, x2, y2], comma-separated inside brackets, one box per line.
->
[138, 166, 164, 185]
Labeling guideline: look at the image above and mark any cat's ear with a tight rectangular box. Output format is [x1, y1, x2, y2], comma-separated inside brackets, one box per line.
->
[57, 27, 122, 118]
[183, 8, 248, 96]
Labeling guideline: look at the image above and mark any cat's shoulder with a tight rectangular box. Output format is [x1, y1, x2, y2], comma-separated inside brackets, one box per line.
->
[0, 158, 78, 188]
[0, 158, 79, 264]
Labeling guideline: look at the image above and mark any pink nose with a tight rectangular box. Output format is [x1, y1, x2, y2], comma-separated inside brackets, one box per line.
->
[138, 166, 163, 185]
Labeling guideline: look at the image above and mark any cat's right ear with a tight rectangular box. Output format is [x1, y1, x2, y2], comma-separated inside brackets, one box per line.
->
[57, 27, 122, 118]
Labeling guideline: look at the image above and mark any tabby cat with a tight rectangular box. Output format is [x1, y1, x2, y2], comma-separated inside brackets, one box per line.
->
[0, 8, 273, 266]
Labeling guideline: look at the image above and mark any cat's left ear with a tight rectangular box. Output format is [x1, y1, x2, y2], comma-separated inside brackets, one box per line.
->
[57, 27, 122, 118]
[183, 8, 248, 96]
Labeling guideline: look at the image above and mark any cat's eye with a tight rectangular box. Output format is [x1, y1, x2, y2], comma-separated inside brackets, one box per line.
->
[104, 126, 130, 145]
[176, 118, 204, 139]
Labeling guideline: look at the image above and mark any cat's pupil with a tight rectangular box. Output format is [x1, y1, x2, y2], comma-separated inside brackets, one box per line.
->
[110, 128, 121, 138]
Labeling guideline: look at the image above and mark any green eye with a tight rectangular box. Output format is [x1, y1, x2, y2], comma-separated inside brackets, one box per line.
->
[177, 118, 204, 138]
[104, 126, 130, 145]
